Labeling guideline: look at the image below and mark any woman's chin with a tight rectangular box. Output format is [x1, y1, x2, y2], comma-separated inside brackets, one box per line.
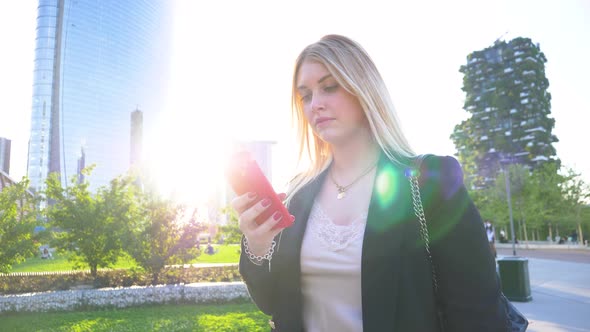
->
[315, 130, 338, 144]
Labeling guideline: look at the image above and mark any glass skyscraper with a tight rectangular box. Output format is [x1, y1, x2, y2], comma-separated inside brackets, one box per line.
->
[0, 137, 11, 174]
[28, 0, 172, 192]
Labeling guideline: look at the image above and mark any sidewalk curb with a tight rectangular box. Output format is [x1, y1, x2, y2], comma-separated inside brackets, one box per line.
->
[496, 243, 590, 250]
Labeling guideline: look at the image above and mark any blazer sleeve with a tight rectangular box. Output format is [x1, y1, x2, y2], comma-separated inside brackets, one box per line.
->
[239, 235, 278, 315]
[420, 155, 508, 331]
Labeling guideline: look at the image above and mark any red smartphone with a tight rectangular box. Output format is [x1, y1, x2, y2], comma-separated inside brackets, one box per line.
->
[226, 151, 294, 229]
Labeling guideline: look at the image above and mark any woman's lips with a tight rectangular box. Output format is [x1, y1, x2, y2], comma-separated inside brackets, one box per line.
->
[315, 117, 334, 127]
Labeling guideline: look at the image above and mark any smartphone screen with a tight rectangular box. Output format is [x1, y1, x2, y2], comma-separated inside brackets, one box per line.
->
[226, 151, 294, 229]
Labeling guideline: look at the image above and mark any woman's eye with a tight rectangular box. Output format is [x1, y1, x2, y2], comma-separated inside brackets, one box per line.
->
[301, 93, 312, 103]
[324, 85, 338, 92]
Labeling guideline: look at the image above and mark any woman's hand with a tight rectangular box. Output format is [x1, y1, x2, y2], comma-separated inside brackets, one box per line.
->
[231, 192, 287, 256]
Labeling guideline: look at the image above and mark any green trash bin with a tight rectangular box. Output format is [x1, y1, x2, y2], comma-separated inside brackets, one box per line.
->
[498, 257, 532, 302]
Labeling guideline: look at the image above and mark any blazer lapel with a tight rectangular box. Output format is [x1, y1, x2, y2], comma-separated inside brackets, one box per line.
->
[272, 170, 328, 330]
[280, 170, 328, 260]
[361, 155, 415, 331]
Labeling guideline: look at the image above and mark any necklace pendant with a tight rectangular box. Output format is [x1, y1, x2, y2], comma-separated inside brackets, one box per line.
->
[337, 191, 346, 200]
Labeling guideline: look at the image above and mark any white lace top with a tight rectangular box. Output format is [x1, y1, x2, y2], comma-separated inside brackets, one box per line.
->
[300, 202, 368, 332]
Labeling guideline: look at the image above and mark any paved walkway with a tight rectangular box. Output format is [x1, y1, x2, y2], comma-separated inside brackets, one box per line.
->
[499, 255, 590, 332]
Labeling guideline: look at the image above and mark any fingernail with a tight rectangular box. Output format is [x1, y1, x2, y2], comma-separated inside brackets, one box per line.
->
[273, 212, 283, 221]
[248, 192, 257, 199]
[261, 198, 271, 207]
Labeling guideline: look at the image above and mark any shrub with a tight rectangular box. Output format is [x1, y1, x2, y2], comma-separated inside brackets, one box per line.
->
[0, 264, 240, 295]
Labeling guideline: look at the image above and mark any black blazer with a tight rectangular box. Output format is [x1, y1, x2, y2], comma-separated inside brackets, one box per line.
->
[240, 154, 508, 331]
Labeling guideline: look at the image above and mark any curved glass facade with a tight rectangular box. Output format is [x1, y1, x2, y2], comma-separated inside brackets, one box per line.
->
[28, 0, 172, 191]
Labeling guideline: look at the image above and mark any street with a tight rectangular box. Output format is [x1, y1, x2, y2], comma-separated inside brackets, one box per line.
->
[497, 248, 590, 264]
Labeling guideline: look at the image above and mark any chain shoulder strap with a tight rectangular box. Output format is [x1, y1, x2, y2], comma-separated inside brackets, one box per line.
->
[407, 154, 439, 294]
[409, 161, 527, 332]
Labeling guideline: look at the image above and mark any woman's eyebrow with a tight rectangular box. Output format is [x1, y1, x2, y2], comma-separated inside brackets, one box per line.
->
[297, 74, 333, 91]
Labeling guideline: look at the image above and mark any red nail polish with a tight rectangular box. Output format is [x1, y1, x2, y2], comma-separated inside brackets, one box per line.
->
[261, 198, 271, 207]
[273, 212, 283, 221]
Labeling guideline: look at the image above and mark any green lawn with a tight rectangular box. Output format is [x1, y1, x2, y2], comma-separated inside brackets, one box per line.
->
[1, 302, 270, 332]
[11, 244, 241, 273]
[10, 252, 139, 272]
[191, 244, 241, 264]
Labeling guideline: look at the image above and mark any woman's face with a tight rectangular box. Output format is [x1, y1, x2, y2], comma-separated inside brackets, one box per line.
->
[296, 60, 369, 145]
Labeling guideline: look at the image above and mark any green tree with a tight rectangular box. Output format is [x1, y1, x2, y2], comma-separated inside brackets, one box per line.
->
[504, 165, 533, 241]
[470, 184, 506, 226]
[559, 167, 590, 244]
[471, 164, 530, 240]
[524, 162, 566, 240]
[216, 206, 242, 245]
[580, 205, 590, 245]
[44, 168, 139, 278]
[469, 160, 589, 243]
[125, 189, 205, 284]
[0, 178, 40, 273]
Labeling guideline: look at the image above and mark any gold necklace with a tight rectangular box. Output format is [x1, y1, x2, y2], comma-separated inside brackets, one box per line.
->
[330, 161, 378, 200]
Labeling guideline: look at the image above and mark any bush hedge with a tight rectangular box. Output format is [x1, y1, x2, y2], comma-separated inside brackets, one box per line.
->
[0, 264, 241, 295]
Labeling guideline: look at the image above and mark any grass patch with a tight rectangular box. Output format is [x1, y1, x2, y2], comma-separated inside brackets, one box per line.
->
[11, 245, 241, 273]
[190, 244, 241, 264]
[1, 302, 270, 331]
[11, 252, 139, 273]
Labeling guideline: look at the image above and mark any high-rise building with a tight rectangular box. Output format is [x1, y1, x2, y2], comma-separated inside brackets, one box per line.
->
[452, 37, 558, 187]
[76, 146, 85, 184]
[130, 108, 143, 168]
[27, 0, 172, 192]
[0, 137, 11, 174]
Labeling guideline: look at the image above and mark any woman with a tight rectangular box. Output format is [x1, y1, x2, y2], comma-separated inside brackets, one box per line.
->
[232, 35, 508, 331]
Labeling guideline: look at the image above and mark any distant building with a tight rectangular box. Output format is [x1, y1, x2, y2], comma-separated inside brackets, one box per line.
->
[76, 146, 85, 184]
[0, 170, 14, 191]
[27, 0, 172, 192]
[130, 108, 143, 168]
[1, 168, 35, 224]
[452, 37, 558, 187]
[0, 137, 10, 174]
[0, 169, 34, 199]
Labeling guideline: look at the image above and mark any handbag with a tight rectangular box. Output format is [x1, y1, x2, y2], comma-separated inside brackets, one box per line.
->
[406, 162, 528, 332]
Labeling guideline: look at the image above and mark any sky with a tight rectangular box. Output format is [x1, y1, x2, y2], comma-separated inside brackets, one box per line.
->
[1, 0, 589, 203]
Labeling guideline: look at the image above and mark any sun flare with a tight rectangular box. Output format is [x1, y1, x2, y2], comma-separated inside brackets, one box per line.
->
[145, 114, 232, 205]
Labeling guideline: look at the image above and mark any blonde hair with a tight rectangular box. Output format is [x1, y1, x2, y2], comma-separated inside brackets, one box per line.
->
[287, 34, 415, 203]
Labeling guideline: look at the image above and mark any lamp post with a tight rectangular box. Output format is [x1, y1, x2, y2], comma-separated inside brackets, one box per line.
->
[502, 162, 517, 256]
[498, 158, 532, 302]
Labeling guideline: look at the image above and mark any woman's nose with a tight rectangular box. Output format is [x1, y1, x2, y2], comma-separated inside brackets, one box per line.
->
[310, 94, 325, 112]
